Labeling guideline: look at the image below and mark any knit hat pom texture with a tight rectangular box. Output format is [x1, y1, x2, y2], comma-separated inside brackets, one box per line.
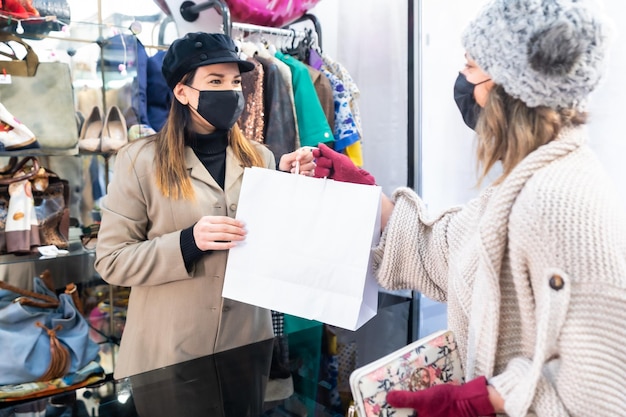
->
[462, 0, 612, 110]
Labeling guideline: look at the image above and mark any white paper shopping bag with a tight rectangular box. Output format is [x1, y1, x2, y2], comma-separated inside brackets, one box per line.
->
[223, 167, 381, 330]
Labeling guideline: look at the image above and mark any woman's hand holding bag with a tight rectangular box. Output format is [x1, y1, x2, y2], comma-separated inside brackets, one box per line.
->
[312, 143, 376, 185]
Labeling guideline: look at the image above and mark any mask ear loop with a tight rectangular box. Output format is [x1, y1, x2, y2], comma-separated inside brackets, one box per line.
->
[474, 78, 492, 86]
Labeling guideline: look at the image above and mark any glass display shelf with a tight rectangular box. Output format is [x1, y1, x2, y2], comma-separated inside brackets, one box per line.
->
[0, 238, 97, 292]
[0, 334, 345, 417]
[0, 240, 92, 266]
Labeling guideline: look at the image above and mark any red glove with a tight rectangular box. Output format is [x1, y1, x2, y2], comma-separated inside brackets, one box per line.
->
[312, 143, 376, 185]
[386, 376, 496, 417]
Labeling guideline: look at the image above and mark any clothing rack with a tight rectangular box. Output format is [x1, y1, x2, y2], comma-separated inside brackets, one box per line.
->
[178, 0, 322, 50]
[231, 22, 306, 40]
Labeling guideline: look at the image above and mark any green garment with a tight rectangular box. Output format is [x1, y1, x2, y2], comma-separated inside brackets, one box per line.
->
[275, 51, 334, 148]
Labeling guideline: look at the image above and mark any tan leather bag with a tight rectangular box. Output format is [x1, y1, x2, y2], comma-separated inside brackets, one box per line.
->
[0, 33, 78, 151]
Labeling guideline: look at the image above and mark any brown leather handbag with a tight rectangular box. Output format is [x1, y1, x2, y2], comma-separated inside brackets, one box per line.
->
[0, 156, 70, 254]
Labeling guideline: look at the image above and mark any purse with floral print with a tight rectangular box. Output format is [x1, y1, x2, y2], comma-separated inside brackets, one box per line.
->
[349, 330, 464, 417]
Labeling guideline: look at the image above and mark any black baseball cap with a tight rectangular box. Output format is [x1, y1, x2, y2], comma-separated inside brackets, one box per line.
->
[161, 32, 255, 89]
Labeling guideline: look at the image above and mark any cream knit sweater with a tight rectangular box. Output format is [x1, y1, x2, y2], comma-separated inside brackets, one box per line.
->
[373, 127, 626, 417]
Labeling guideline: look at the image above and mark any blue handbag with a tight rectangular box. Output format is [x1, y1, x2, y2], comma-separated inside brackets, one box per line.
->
[0, 275, 100, 385]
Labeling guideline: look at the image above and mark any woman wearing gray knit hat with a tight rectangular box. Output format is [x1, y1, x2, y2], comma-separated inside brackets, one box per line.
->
[313, 0, 626, 416]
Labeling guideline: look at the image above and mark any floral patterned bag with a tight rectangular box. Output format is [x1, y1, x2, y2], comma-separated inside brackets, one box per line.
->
[349, 330, 464, 417]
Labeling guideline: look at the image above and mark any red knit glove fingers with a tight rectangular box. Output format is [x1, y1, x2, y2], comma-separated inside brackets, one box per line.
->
[312, 143, 376, 185]
[313, 154, 333, 178]
[356, 167, 376, 185]
[314, 165, 331, 179]
[385, 377, 495, 417]
[386, 384, 455, 414]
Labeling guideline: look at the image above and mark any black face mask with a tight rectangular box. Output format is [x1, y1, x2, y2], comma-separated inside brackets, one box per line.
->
[453, 72, 490, 130]
[188, 87, 244, 131]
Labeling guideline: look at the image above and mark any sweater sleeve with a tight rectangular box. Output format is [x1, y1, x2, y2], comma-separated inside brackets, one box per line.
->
[489, 283, 626, 417]
[372, 187, 462, 302]
[180, 224, 211, 272]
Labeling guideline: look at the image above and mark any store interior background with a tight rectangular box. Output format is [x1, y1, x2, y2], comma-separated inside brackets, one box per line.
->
[67, 0, 626, 338]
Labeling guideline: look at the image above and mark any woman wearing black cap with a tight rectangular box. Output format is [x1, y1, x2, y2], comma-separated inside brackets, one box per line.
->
[94, 32, 316, 380]
[314, 0, 626, 416]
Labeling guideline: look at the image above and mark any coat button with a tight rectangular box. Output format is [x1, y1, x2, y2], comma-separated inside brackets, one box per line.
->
[222, 305, 231, 312]
[229, 204, 237, 211]
[549, 274, 564, 290]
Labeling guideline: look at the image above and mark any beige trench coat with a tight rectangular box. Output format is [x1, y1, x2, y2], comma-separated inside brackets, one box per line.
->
[95, 139, 275, 378]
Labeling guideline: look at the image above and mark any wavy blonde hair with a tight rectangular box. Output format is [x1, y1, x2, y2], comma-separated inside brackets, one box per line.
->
[475, 84, 586, 185]
[149, 69, 265, 200]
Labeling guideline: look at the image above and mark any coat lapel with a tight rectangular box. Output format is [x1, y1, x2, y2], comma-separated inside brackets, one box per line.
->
[185, 146, 221, 191]
[224, 147, 245, 193]
[184, 146, 245, 192]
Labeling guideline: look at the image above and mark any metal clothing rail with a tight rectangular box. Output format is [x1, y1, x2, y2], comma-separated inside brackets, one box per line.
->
[231, 21, 306, 40]
[178, 0, 322, 50]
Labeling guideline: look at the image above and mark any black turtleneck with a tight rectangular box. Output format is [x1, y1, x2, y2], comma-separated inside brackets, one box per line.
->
[180, 129, 229, 271]
[186, 129, 229, 189]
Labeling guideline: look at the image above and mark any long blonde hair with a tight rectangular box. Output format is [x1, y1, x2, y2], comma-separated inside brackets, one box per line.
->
[149, 69, 265, 200]
[475, 84, 586, 185]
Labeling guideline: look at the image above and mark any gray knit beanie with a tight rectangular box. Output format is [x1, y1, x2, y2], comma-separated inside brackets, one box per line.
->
[462, 0, 612, 110]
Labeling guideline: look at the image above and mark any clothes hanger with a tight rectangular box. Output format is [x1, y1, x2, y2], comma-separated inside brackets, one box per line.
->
[282, 29, 311, 62]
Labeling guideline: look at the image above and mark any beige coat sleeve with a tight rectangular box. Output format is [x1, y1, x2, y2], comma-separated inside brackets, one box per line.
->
[94, 144, 191, 287]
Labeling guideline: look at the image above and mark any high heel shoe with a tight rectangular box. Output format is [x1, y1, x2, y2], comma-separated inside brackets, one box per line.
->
[78, 106, 103, 153]
[100, 105, 128, 154]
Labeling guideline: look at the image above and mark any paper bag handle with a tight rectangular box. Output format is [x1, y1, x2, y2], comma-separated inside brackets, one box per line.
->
[0, 32, 40, 77]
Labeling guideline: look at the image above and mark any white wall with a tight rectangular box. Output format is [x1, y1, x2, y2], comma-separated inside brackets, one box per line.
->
[584, 1, 626, 207]
[420, 1, 486, 212]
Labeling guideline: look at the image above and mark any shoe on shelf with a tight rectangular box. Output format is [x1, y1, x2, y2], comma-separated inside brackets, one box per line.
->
[78, 106, 103, 153]
[0, 102, 39, 150]
[101, 105, 128, 154]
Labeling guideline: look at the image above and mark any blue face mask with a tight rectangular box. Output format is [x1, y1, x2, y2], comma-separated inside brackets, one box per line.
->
[188, 87, 244, 131]
[453, 72, 490, 130]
